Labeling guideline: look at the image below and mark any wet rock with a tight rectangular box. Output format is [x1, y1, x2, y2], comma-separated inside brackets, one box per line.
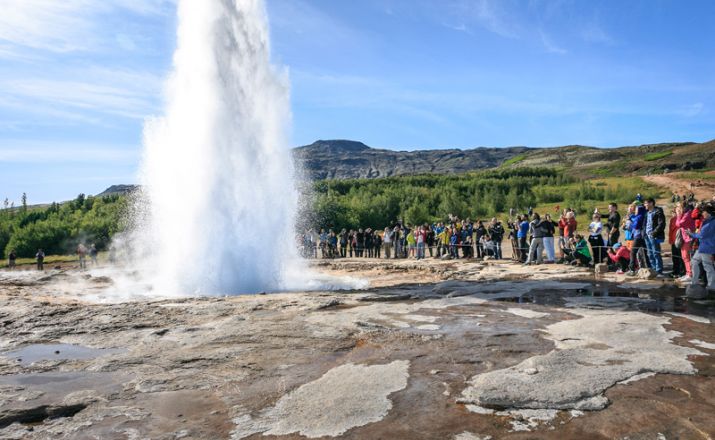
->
[459, 310, 703, 411]
[594, 264, 608, 275]
[637, 268, 657, 280]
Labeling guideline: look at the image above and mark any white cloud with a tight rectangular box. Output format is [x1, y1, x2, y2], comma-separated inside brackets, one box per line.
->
[0, 141, 139, 164]
[448, 0, 521, 39]
[0, 67, 163, 122]
[0, 0, 174, 55]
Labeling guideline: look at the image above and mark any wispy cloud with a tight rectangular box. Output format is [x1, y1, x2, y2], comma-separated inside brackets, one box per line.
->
[539, 29, 567, 54]
[580, 21, 615, 45]
[0, 68, 162, 121]
[679, 102, 705, 118]
[449, 0, 521, 38]
[0, 0, 174, 56]
[0, 141, 139, 164]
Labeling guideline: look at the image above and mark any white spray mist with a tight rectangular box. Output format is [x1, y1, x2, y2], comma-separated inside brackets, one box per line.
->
[136, 0, 298, 295]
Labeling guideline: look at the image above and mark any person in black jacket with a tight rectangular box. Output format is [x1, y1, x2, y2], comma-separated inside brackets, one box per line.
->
[644, 198, 666, 275]
[488, 218, 504, 260]
[475, 220, 487, 259]
[606, 203, 621, 247]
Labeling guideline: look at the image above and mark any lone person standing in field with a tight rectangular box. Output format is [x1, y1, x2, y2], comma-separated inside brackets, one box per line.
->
[8, 249, 17, 270]
[77, 243, 87, 269]
[36, 249, 45, 271]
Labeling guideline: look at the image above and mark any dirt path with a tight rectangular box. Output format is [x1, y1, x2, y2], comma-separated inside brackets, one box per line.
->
[643, 170, 715, 203]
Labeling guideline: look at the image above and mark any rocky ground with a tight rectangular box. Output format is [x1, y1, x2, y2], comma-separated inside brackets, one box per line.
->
[0, 258, 713, 439]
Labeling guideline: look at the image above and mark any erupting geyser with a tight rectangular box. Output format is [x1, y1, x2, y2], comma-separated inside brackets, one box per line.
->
[134, 0, 299, 295]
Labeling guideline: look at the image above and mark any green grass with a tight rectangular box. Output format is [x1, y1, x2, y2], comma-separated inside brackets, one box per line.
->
[0, 254, 78, 268]
[501, 154, 527, 167]
[644, 151, 673, 161]
[0, 252, 112, 269]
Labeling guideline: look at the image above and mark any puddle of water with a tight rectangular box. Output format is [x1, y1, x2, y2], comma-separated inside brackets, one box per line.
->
[1, 344, 124, 366]
[492, 282, 714, 320]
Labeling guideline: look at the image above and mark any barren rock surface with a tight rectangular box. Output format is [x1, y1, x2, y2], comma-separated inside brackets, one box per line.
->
[0, 258, 713, 439]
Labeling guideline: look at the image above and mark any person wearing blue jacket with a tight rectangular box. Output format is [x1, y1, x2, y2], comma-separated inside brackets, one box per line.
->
[516, 215, 529, 262]
[627, 204, 648, 275]
[687, 204, 715, 297]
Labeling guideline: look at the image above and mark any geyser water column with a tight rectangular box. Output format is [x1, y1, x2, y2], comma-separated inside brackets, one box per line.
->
[137, 0, 298, 295]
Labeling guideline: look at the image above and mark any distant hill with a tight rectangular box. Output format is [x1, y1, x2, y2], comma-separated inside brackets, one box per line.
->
[292, 139, 715, 180]
[97, 185, 139, 197]
[292, 140, 533, 179]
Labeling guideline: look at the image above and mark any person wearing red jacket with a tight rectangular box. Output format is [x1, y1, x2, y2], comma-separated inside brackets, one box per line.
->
[677, 203, 698, 282]
[607, 242, 631, 273]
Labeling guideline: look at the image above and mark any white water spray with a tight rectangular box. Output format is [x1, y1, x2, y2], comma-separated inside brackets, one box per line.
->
[134, 0, 301, 295]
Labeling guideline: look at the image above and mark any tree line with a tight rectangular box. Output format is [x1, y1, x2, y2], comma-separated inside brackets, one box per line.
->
[0, 194, 127, 258]
[1, 168, 660, 258]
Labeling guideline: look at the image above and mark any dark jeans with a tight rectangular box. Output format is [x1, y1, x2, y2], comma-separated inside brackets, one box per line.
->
[588, 235, 605, 263]
[608, 231, 620, 247]
[671, 244, 684, 277]
[518, 237, 527, 262]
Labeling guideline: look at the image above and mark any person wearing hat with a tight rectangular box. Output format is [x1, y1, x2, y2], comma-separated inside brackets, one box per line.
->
[686, 203, 715, 298]
[607, 242, 631, 274]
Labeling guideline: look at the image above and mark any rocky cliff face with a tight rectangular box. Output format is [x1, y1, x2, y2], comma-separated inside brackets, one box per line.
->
[292, 140, 532, 180]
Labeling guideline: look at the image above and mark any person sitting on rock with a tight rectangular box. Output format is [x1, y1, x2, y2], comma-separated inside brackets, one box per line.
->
[564, 234, 591, 267]
[607, 242, 630, 274]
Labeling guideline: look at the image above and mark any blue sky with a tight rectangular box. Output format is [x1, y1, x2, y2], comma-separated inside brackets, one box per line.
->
[1, 0, 714, 204]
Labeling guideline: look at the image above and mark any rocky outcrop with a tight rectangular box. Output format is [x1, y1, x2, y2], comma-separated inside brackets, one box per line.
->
[292, 140, 532, 180]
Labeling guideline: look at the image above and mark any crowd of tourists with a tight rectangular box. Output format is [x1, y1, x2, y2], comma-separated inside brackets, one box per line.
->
[302, 191, 715, 298]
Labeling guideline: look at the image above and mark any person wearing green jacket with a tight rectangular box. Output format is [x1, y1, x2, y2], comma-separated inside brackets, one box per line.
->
[573, 234, 592, 266]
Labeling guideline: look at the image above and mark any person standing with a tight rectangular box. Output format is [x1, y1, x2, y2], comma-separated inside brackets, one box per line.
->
[355, 228, 365, 258]
[365, 229, 373, 258]
[475, 220, 486, 259]
[669, 208, 684, 278]
[77, 243, 87, 269]
[588, 213, 605, 264]
[488, 218, 504, 260]
[516, 215, 529, 262]
[675, 202, 697, 282]
[8, 249, 17, 270]
[393, 226, 402, 259]
[543, 214, 556, 263]
[644, 198, 666, 276]
[36, 249, 45, 271]
[525, 213, 545, 265]
[373, 230, 382, 258]
[686, 204, 715, 298]
[627, 205, 647, 276]
[415, 226, 426, 260]
[426, 224, 435, 258]
[382, 227, 392, 259]
[89, 244, 98, 266]
[606, 203, 621, 247]
[339, 229, 348, 258]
